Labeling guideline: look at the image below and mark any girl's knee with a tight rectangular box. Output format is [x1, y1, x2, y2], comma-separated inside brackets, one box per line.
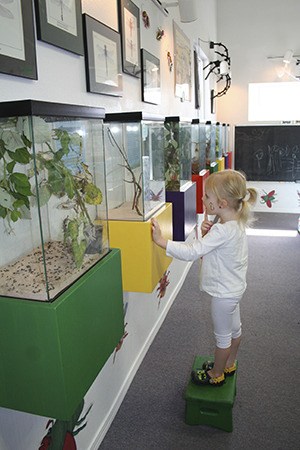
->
[214, 332, 232, 348]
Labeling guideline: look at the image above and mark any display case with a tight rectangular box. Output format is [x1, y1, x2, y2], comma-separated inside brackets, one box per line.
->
[0, 100, 109, 302]
[0, 101, 125, 419]
[104, 111, 165, 221]
[205, 121, 216, 172]
[191, 119, 209, 213]
[215, 122, 221, 159]
[191, 119, 206, 175]
[164, 116, 192, 191]
[164, 117, 196, 241]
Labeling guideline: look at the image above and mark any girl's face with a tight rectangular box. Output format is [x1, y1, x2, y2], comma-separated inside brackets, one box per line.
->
[203, 187, 219, 214]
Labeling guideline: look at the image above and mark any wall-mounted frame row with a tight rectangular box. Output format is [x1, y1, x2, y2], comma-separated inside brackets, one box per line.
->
[0, 1, 199, 107]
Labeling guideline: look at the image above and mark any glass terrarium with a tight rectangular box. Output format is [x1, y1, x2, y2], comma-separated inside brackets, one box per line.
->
[191, 119, 206, 175]
[221, 123, 227, 156]
[104, 111, 165, 221]
[164, 116, 192, 191]
[205, 121, 216, 169]
[215, 122, 221, 159]
[0, 100, 109, 302]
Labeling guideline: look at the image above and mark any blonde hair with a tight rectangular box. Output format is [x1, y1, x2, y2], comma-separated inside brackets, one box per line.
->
[205, 169, 257, 226]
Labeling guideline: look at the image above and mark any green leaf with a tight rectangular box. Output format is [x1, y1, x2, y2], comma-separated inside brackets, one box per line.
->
[0, 187, 14, 210]
[21, 133, 32, 148]
[0, 205, 7, 218]
[10, 172, 32, 196]
[64, 173, 75, 199]
[37, 183, 52, 206]
[10, 210, 22, 222]
[0, 139, 6, 159]
[9, 147, 31, 164]
[6, 161, 16, 173]
[1, 130, 24, 152]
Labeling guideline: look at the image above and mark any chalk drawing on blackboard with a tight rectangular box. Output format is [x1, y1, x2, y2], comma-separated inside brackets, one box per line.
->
[235, 126, 300, 181]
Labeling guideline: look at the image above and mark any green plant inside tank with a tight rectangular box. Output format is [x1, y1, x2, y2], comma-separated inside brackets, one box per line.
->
[164, 121, 180, 191]
[0, 116, 103, 268]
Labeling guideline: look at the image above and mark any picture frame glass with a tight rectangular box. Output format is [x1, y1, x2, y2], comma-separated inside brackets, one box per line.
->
[0, 0, 37, 79]
[118, 0, 141, 78]
[35, 0, 84, 55]
[173, 21, 191, 101]
[141, 49, 161, 104]
[83, 14, 123, 97]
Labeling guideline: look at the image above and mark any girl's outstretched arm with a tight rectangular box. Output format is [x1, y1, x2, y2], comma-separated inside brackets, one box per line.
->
[151, 218, 167, 249]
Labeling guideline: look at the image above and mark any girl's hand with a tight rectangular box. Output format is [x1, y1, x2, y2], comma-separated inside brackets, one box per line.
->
[151, 218, 167, 249]
[201, 211, 214, 237]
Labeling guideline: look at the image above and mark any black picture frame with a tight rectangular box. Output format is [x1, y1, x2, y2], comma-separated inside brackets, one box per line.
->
[34, 0, 83, 55]
[141, 49, 161, 105]
[83, 14, 123, 97]
[0, 0, 37, 80]
[118, 0, 141, 78]
[194, 50, 201, 110]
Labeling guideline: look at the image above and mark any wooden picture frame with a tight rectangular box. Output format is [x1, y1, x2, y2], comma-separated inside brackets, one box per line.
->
[141, 49, 161, 104]
[34, 0, 84, 55]
[0, 0, 37, 79]
[118, 0, 141, 78]
[173, 21, 191, 101]
[83, 14, 123, 97]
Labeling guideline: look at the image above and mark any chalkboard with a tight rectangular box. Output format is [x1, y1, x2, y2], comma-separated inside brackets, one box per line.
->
[235, 125, 300, 181]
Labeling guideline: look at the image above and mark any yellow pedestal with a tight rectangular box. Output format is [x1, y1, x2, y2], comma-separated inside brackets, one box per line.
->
[108, 204, 173, 293]
[216, 157, 225, 171]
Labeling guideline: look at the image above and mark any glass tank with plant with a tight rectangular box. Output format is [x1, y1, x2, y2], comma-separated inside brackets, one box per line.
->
[0, 100, 109, 302]
[191, 119, 206, 175]
[164, 117, 192, 191]
[104, 111, 165, 221]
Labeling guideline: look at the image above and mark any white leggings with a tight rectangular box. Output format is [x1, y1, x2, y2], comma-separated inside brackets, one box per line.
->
[211, 296, 242, 349]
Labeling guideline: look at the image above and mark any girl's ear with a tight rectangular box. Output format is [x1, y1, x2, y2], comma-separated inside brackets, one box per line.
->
[219, 199, 228, 209]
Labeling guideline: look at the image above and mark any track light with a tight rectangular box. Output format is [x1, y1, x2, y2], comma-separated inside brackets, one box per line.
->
[152, 0, 198, 23]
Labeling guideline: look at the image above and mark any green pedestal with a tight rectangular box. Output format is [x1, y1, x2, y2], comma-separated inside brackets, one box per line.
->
[184, 356, 237, 432]
[0, 249, 124, 420]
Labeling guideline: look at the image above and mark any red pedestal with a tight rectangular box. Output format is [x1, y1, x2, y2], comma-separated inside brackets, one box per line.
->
[192, 169, 210, 214]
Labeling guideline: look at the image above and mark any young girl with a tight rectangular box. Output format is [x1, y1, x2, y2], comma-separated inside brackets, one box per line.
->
[151, 170, 257, 386]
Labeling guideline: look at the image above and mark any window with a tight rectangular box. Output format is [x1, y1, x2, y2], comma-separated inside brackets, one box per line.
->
[248, 82, 300, 122]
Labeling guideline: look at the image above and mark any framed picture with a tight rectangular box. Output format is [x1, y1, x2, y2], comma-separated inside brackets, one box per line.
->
[141, 49, 161, 104]
[82, 14, 123, 97]
[34, 0, 83, 55]
[118, 0, 141, 78]
[173, 21, 191, 101]
[194, 50, 201, 109]
[0, 0, 37, 79]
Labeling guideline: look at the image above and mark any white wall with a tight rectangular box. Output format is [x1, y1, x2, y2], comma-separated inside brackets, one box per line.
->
[215, 0, 300, 214]
[216, 0, 300, 125]
[0, 1, 217, 449]
[0, 0, 217, 120]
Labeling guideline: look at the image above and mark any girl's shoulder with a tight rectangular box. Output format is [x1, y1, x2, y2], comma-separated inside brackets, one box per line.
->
[213, 220, 245, 237]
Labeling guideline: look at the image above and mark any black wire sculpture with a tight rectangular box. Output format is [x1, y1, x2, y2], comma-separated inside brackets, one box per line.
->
[203, 41, 231, 98]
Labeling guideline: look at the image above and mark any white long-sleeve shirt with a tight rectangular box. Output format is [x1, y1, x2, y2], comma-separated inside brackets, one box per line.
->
[166, 221, 248, 298]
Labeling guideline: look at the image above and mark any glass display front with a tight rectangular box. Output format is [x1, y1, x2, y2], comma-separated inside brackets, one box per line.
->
[205, 121, 216, 169]
[191, 119, 206, 175]
[164, 117, 192, 191]
[0, 100, 108, 302]
[215, 122, 221, 159]
[104, 112, 165, 221]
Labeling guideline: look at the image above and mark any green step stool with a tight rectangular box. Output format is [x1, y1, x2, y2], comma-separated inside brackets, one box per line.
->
[184, 356, 237, 432]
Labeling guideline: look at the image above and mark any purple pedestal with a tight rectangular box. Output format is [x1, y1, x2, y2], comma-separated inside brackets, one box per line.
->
[166, 182, 196, 241]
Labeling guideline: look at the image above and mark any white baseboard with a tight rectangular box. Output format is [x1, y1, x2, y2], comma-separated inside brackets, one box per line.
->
[88, 261, 193, 450]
